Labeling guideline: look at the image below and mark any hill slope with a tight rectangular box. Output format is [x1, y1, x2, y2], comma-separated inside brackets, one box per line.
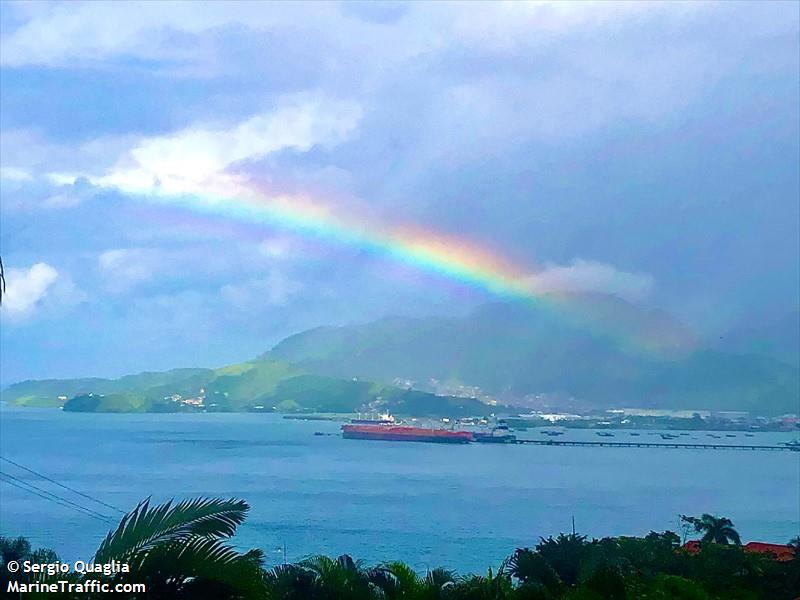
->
[267, 296, 799, 415]
[4, 295, 797, 416]
[2, 360, 486, 417]
[716, 310, 800, 367]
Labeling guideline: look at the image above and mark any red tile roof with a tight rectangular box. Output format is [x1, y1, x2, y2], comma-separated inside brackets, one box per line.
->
[682, 540, 701, 554]
[743, 542, 795, 562]
[681, 540, 795, 561]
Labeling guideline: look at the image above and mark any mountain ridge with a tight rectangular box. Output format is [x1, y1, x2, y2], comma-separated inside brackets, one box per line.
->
[3, 294, 798, 415]
[266, 295, 798, 415]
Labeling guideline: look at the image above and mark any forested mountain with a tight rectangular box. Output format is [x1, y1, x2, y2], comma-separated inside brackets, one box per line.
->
[268, 295, 798, 415]
[3, 295, 797, 415]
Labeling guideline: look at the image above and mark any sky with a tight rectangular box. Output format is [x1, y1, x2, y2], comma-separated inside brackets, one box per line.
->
[1, 1, 798, 384]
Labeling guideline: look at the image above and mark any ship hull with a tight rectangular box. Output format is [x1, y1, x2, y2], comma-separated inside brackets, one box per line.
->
[342, 424, 472, 444]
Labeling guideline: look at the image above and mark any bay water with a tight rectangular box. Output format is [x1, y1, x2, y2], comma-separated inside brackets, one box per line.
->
[1, 406, 797, 573]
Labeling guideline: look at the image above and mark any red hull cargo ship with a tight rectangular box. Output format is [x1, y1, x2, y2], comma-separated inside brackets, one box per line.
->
[342, 424, 473, 444]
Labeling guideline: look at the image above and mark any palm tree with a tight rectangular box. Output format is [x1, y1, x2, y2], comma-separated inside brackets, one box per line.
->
[507, 547, 563, 595]
[93, 496, 266, 599]
[262, 563, 319, 600]
[368, 560, 423, 599]
[367, 561, 455, 600]
[533, 534, 588, 586]
[1, 536, 60, 589]
[296, 554, 378, 599]
[447, 565, 515, 600]
[680, 514, 741, 545]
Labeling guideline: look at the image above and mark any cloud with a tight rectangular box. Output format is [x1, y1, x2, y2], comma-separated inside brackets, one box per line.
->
[525, 260, 654, 302]
[75, 95, 360, 198]
[96, 239, 308, 295]
[0, 1, 258, 68]
[97, 248, 157, 292]
[0, 167, 33, 182]
[1, 262, 59, 320]
[0, 130, 134, 179]
[0, 2, 696, 69]
[6, 2, 793, 197]
[221, 271, 302, 309]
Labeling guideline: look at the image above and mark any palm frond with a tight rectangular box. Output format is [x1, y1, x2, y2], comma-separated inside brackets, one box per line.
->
[263, 563, 317, 598]
[424, 566, 455, 588]
[125, 536, 266, 598]
[384, 560, 420, 590]
[95, 497, 249, 562]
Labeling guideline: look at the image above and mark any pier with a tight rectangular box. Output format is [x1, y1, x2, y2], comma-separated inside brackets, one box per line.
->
[515, 439, 797, 451]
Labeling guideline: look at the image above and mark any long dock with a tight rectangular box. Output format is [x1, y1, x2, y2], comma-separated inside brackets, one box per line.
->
[515, 439, 797, 451]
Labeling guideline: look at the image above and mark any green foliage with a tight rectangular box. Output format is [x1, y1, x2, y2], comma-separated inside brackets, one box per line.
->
[681, 514, 742, 545]
[534, 535, 589, 586]
[64, 393, 149, 413]
[6, 501, 798, 600]
[638, 574, 711, 599]
[207, 361, 301, 409]
[1, 535, 64, 596]
[58, 497, 263, 599]
[95, 497, 249, 562]
[9, 394, 64, 407]
[9, 357, 482, 417]
[2, 369, 215, 407]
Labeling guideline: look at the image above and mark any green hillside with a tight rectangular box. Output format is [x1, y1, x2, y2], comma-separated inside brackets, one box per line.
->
[5, 295, 798, 416]
[268, 297, 799, 415]
[2, 368, 215, 409]
[7, 359, 485, 417]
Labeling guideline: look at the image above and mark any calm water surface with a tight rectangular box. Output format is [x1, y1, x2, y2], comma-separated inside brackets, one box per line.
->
[1, 407, 798, 573]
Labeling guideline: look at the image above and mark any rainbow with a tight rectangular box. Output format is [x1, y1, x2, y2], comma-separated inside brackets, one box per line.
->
[114, 179, 688, 354]
[153, 184, 537, 300]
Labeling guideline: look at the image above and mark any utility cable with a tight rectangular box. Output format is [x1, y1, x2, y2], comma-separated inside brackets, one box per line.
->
[0, 472, 116, 524]
[0, 456, 125, 514]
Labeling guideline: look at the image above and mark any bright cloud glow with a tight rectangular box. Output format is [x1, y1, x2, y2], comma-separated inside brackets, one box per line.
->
[1, 263, 59, 320]
[526, 260, 654, 302]
[93, 96, 361, 197]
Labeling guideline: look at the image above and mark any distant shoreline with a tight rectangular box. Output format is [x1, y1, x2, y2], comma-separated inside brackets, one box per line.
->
[2, 401, 796, 435]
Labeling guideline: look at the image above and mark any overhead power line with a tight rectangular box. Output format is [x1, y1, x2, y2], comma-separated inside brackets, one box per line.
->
[0, 456, 125, 514]
[0, 472, 116, 524]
